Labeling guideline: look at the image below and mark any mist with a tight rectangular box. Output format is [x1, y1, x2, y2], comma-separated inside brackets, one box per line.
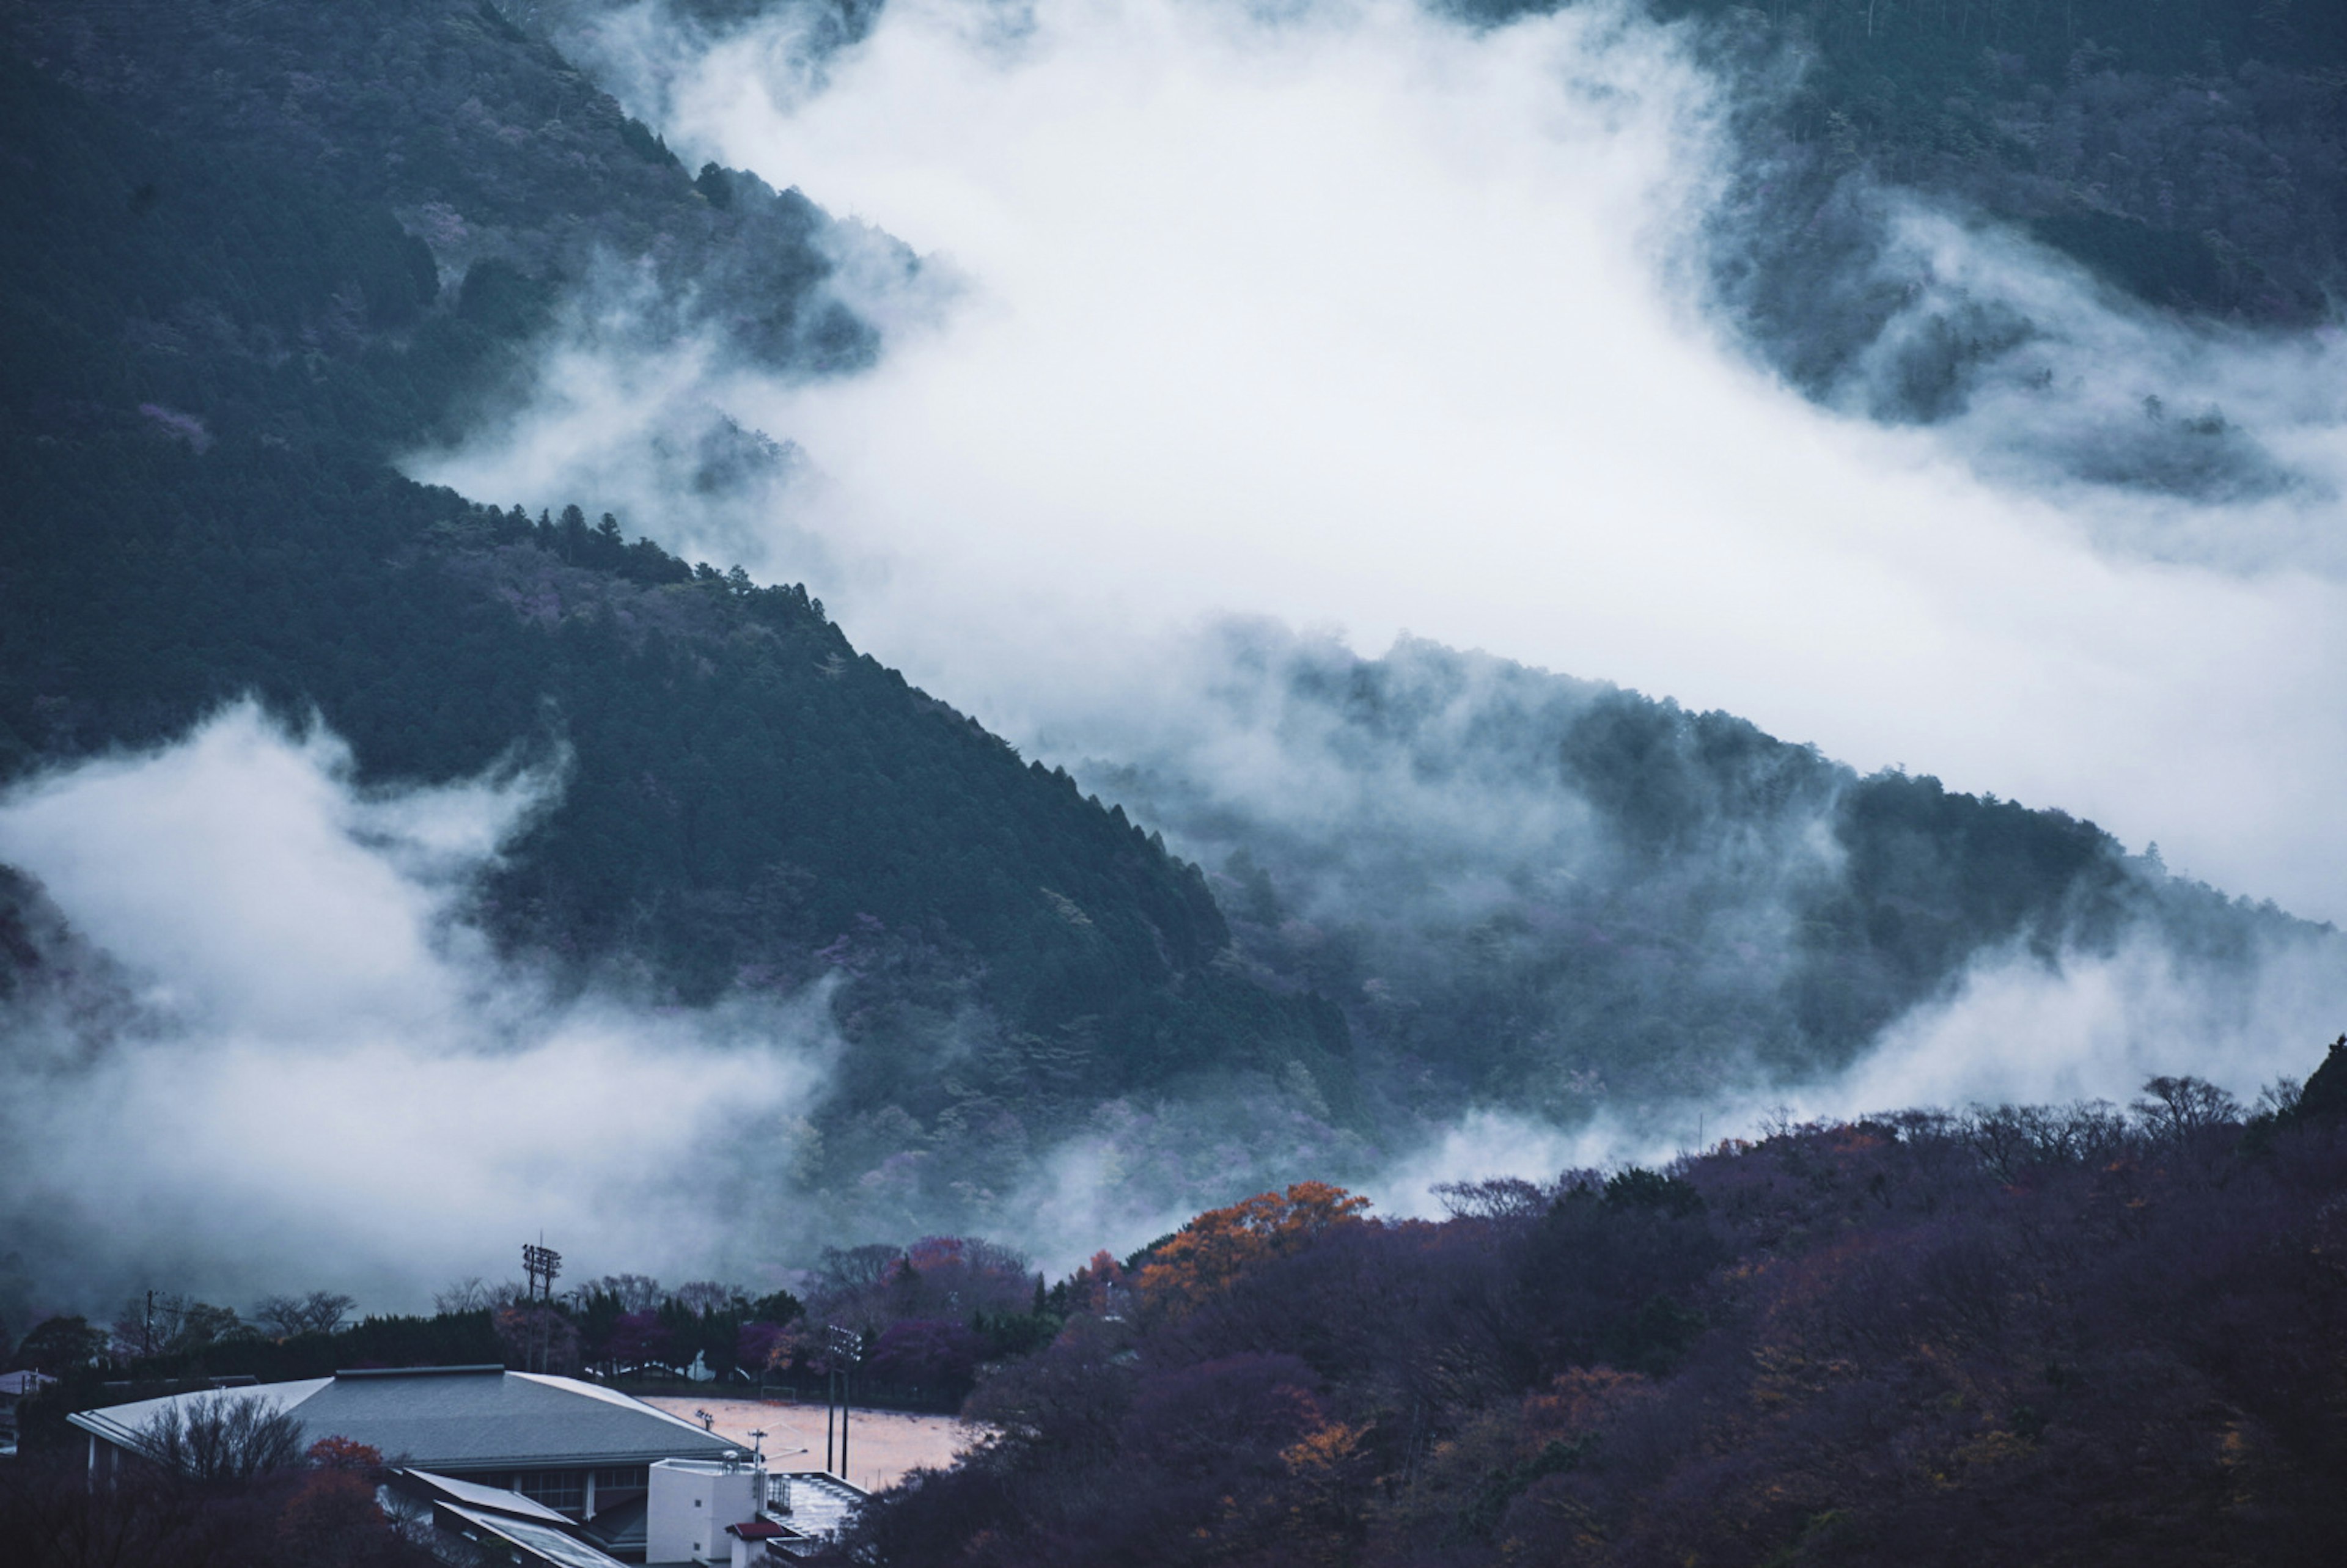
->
[399, 0, 2347, 1257]
[417, 0, 2347, 937]
[0, 704, 835, 1317]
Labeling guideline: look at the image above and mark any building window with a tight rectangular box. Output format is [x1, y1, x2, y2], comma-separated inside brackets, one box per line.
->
[514, 1470, 586, 1512]
[592, 1466, 649, 1494]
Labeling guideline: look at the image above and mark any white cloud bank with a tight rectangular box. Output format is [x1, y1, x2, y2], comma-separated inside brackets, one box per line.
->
[424, 0, 2347, 931]
[0, 705, 832, 1314]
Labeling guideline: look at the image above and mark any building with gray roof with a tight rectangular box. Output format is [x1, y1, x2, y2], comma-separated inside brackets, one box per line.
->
[69, 1365, 738, 1537]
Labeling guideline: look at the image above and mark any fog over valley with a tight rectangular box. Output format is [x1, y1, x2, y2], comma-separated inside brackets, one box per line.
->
[480, 0, 2347, 921]
[17, 4, 2347, 1559]
[3, 0, 2345, 1352]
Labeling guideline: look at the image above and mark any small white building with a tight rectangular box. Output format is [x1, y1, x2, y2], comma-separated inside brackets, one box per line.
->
[642, 1459, 871, 1565]
[647, 1457, 763, 1564]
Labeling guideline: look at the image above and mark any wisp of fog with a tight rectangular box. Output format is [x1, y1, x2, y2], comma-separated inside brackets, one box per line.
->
[0, 704, 834, 1313]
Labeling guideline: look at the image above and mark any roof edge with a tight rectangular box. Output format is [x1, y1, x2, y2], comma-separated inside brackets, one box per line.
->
[334, 1364, 505, 1379]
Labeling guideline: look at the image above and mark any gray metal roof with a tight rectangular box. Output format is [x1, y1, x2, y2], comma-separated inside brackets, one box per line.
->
[441, 1502, 631, 1568]
[68, 1368, 738, 1470]
[399, 1468, 576, 1525]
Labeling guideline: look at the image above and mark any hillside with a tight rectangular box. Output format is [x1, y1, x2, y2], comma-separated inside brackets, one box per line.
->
[0, 0, 901, 384]
[0, 5, 1350, 1251]
[1083, 628, 2325, 1123]
[1455, 0, 2347, 449]
[837, 1049, 2347, 1567]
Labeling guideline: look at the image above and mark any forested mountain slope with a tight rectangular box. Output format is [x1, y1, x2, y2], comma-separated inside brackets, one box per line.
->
[1084, 629, 2324, 1124]
[837, 1053, 2347, 1567]
[1632, 0, 2347, 325]
[0, 0, 895, 383]
[536, 0, 2346, 498]
[1622, 0, 2347, 452]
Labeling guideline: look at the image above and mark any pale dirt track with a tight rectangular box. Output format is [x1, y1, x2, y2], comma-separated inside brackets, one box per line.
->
[643, 1395, 983, 1494]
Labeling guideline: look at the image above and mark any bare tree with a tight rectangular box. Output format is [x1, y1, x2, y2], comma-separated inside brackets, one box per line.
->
[139, 1392, 304, 1483]
[110, 1293, 249, 1361]
[2132, 1075, 2243, 1144]
[1960, 1101, 2130, 1182]
[1433, 1177, 1551, 1222]
[671, 1280, 744, 1315]
[433, 1278, 491, 1314]
[252, 1291, 356, 1338]
[2255, 1075, 2304, 1119]
[570, 1273, 664, 1313]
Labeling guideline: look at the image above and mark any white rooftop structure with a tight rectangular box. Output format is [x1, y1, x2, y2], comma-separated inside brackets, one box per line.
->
[648, 1456, 763, 1564]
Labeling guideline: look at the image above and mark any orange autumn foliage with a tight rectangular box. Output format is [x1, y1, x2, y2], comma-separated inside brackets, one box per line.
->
[1136, 1181, 1371, 1316]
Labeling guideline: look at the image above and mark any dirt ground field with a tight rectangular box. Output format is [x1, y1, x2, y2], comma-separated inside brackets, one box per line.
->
[642, 1394, 983, 1494]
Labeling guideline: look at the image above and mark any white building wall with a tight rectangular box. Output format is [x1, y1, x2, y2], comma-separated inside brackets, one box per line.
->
[647, 1458, 761, 1564]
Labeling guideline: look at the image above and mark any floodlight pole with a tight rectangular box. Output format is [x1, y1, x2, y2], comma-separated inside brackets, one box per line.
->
[521, 1240, 562, 1374]
[826, 1324, 862, 1482]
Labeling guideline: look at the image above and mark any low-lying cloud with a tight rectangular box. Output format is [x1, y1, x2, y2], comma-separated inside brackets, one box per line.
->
[399, 0, 2347, 1251]
[428, 0, 2347, 936]
[1817, 931, 2342, 1119]
[0, 704, 834, 1316]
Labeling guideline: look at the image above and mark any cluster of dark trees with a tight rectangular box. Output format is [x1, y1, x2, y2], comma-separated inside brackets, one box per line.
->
[0, 1429, 434, 1568]
[830, 1036, 2347, 1566]
[793, 1237, 1070, 1404]
[0, 1275, 795, 1457]
[2, 1301, 504, 1460]
[459, 1240, 1081, 1409]
[0, 1243, 1068, 1460]
[466, 1273, 806, 1385]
